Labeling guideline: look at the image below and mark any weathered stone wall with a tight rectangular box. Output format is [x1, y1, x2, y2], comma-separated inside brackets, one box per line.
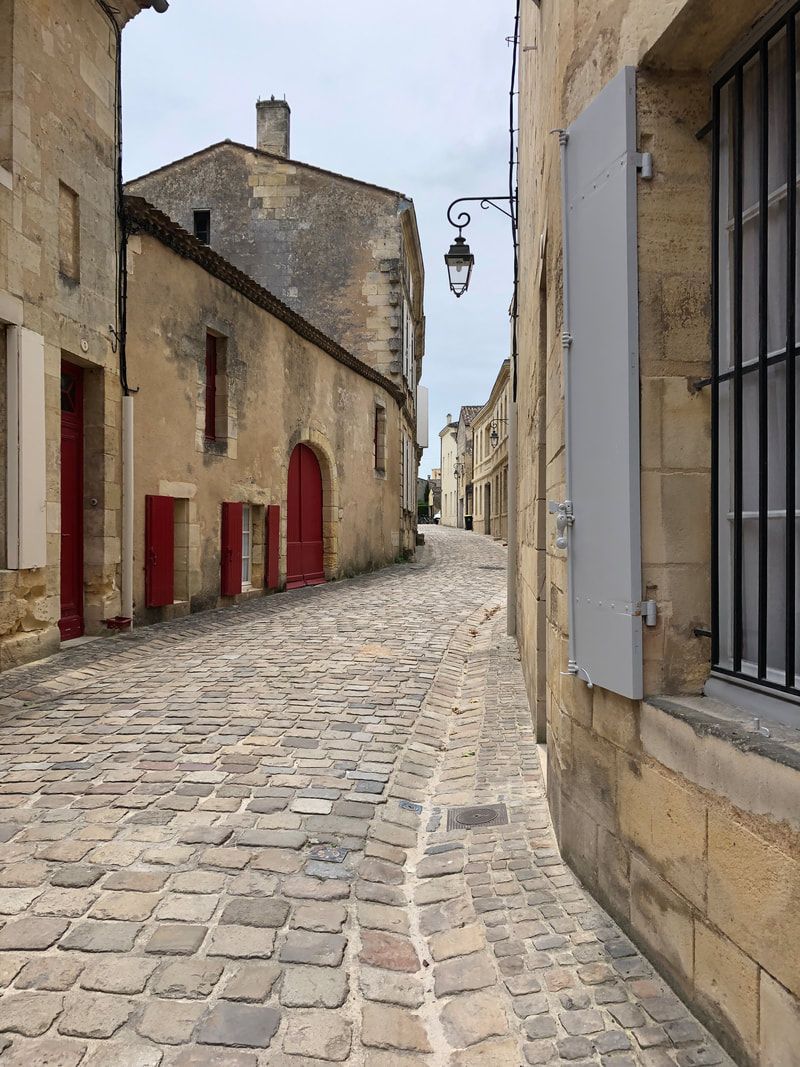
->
[515, 0, 800, 1062]
[0, 0, 148, 669]
[126, 230, 403, 624]
[127, 138, 424, 557]
[126, 144, 423, 392]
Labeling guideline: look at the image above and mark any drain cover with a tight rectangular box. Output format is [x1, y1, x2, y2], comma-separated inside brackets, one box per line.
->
[447, 803, 508, 831]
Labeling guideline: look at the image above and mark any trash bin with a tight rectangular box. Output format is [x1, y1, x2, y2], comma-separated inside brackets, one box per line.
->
[465, 515, 473, 531]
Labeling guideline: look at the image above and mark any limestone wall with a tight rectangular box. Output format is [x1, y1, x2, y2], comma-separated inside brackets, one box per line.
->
[0, 0, 132, 669]
[514, 0, 800, 1062]
[126, 229, 403, 624]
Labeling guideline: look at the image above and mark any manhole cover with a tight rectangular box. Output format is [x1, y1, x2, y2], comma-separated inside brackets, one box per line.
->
[447, 803, 509, 831]
[307, 845, 349, 864]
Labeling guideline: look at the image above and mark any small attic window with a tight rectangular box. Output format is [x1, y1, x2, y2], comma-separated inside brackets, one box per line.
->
[193, 210, 211, 245]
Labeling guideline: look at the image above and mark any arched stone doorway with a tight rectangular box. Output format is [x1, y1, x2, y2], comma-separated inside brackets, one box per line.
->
[286, 443, 326, 589]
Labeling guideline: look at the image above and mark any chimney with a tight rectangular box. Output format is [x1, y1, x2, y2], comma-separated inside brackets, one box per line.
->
[446, 413, 452, 423]
[257, 97, 290, 158]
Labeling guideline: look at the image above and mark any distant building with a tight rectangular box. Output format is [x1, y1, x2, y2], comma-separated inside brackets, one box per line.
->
[429, 467, 442, 517]
[126, 99, 424, 557]
[439, 418, 458, 527]
[455, 406, 482, 529]
[473, 360, 510, 540]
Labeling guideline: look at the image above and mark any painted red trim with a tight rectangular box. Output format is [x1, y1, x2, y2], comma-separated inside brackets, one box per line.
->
[221, 501, 243, 596]
[59, 361, 85, 640]
[145, 495, 175, 608]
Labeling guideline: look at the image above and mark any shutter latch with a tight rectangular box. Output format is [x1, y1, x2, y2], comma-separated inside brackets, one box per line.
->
[634, 152, 653, 179]
[548, 499, 574, 550]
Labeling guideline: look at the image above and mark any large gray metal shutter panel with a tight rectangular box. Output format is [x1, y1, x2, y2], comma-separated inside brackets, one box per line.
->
[563, 66, 643, 700]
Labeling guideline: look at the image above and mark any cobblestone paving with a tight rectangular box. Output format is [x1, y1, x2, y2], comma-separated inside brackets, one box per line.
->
[0, 527, 733, 1065]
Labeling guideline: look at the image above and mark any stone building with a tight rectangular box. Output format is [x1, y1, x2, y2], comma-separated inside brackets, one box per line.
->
[513, 1, 800, 1062]
[0, 0, 166, 670]
[472, 359, 510, 541]
[455, 405, 482, 529]
[439, 417, 458, 527]
[429, 466, 442, 518]
[124, 196, 404, 620]
[125, 100, 425, 556]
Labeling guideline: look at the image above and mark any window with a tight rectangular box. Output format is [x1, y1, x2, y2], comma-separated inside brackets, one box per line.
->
[58, 183, 80, 282]
[241, 504, 252, 587]
[205, 333, 218, 440]
[194, 210, 211, 245]
[712, 8, 800, 699]
[374, 404, 387, 472]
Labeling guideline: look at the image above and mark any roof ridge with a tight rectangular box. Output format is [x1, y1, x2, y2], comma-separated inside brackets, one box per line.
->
[125, 140, 410, 201]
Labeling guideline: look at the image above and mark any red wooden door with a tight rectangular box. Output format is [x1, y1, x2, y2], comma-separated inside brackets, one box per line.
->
[145, 495, 175, 607]
[221, 501, 243, 596]
[286, 444, 325, 589]
[59, 362, 84, 640]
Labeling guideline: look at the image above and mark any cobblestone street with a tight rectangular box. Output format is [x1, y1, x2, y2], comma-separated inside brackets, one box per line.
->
[0, 527, 732, 1066]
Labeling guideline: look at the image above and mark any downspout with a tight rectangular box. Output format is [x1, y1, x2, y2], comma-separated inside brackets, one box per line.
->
[507, 397, 518, 636]
[507, 0, 520, 636]
[121, 396, 134, 623]
[557, 129, 577, 673]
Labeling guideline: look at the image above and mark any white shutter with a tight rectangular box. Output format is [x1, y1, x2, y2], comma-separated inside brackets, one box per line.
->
[561, 66, 643, 700]
[7, 327, 47, 570]
[416, 386, 429, 449]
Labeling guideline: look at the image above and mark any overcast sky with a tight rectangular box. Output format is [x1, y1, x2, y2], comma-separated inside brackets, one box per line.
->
[123, 1, 515, 477]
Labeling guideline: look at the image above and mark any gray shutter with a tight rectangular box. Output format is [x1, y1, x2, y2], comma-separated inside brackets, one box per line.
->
[561, 66, 643, 700]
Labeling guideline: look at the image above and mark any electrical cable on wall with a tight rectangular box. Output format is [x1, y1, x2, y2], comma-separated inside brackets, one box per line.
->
[94, 0, 136, 396]
[509, 0, 521, 401]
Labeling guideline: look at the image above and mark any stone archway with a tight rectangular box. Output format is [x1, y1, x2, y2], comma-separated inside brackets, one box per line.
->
[283, 426, 340, 582]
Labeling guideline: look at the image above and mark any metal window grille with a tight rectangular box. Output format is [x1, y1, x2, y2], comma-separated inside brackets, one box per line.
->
[712, 4, 800, 699]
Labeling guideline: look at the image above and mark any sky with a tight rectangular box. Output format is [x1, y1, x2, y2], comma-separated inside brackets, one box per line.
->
[123, 1, 516, 477]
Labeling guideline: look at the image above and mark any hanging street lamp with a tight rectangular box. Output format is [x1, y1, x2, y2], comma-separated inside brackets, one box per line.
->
[489, 418, 508, 448]
[444, 196, 514, 297]
[444, 235, 474, 298]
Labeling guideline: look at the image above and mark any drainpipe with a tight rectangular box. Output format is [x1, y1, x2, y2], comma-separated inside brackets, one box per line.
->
[121, 395, 134, 628]
[507, 397, 518, 636]
[557, 129, 578, 674]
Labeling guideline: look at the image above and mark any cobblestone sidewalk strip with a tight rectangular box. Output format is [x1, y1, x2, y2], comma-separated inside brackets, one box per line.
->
[0, 528, 735, 1065]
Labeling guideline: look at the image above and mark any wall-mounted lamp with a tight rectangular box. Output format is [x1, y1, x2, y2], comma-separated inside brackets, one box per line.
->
[444, 196, 514, 297]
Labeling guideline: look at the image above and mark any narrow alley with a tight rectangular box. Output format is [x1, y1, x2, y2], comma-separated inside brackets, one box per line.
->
[0, 529, 730, 1066]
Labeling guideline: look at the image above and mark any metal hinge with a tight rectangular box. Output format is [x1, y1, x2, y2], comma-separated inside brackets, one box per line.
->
[635, 152, 653, 180]
[548, 499, 574, 550]
[640, 599, 657, 627]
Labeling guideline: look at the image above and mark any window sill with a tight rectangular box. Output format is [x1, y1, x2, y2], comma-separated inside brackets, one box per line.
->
[646, 694, 800, 775]
[643, 694, 800, 833]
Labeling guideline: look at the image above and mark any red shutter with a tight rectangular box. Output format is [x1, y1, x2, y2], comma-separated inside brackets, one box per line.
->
[145, 495, 174, 607]
[205, 334, 217, 440]
[266, 505, 280, 591]
[221, 501, 243, 596]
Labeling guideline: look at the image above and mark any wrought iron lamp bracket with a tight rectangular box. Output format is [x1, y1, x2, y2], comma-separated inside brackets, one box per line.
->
[446, 196, 515, 236]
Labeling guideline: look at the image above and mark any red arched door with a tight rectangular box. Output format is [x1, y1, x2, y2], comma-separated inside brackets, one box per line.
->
[287, 443, 325, 589]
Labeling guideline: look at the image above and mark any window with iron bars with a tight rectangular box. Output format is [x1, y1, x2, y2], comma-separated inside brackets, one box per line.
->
[711, 3, 800, 701]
